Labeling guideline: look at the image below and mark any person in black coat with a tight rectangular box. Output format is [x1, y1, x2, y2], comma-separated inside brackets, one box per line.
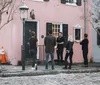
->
[63, 35, 74, 69]
[80, 33, 89, 67]
[56, 32, 64, 65]
[28, 33, 38, 68]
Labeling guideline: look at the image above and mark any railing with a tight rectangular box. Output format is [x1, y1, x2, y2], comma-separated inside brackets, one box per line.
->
[38, 45, 58, 61]
[38, 45, 45, 61]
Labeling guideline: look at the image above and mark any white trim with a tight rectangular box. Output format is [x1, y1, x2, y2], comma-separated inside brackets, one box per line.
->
[60, 24, 63, 32]
[32, 0, 43, 2]
[51, 22, 63, 25]
[37, 21, 39, 59]
[66, 3, 77, 6]
[26, 20, 39, 59]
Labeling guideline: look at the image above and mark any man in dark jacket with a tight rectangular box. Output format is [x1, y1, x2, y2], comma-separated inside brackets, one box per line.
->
[44, 31, 56, 70]
[28, 33, 38, 69]
[80, 33, 89, 67]
[56, 32, 64, 65]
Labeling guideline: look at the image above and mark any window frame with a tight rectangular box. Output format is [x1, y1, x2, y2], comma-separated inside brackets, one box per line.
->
[74, 24, 82, 42]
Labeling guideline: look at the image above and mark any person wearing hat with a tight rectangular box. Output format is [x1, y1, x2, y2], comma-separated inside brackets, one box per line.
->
[80, 33, 89, 67]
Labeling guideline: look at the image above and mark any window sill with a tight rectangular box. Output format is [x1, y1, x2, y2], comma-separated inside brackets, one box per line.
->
[74, 40, 81, 43]
[32, 0, 43, 2]
[66, 3, 77, 6]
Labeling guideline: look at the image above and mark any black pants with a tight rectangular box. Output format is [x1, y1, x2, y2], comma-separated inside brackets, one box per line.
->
[83, 50, 88, 65]
[30, 49, 37, 67]
[57, 50, 63, 63]
[64, 52, 73, 68]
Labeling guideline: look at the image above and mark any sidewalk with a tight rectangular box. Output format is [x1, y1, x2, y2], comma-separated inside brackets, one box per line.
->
[0, 63, 100, 77]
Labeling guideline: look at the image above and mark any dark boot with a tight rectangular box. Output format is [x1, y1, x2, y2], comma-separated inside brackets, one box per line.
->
[63, 60, 68, 69]
[68, 64, 71, 69]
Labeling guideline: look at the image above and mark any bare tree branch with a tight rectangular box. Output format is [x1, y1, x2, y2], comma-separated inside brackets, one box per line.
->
[0, 0, 20, 30]
[87, 19, 100, 35]
[83, 0, 100, 35]
[0, 17, 13, 29]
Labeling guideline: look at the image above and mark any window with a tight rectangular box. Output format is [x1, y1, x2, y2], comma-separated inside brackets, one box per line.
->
[97, 28, 100, 45]
[98, 12, 100, 20]
[66, 0, 77, 6]
[46, 23, 68, 47]
[61, 0, 77, 6]
[61, 0, 82, 6]
[75, 29, 80, 40]
[52, 24, 61, 38]
[74, 24, 82, 42]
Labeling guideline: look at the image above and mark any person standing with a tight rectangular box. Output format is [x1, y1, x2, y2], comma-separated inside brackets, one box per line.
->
[44, 31, 56, 70]
[63, 35, 74, 69]
[80, 33, 89, 67]
[28, 32, 38, 69]
[56, 32, 64, 65]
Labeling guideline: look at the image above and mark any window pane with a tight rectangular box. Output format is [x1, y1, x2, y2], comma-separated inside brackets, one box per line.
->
[52, 28, 54, 32]
[58, 29, 60, 32]
[55, 33, 58, 36]
[55, 24, 57, 28]
[66, 0, 68, 2]
[58, 25, 60, 28]
[69, 0, 73, 3]
[52, 24, 54, 28]
[75, 29, 80, 40]
[55, 28, 57, 32]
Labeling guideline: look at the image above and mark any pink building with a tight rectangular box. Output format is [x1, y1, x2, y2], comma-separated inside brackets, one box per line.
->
[0, 0, 92, 65]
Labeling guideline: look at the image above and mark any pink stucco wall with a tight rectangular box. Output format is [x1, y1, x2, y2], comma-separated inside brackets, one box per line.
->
[0, 0, 92, 65]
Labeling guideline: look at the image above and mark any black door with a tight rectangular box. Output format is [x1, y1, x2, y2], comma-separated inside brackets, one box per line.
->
[25, 21, 37, 58]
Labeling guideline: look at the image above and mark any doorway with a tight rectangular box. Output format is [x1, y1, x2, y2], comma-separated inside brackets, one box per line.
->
[25, 21, 39, 59]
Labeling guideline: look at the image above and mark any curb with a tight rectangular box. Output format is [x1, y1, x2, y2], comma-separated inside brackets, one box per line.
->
[0, 68, 100, 77]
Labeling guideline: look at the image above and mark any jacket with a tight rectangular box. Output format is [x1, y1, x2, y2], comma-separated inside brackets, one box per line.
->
[44, 35, 56, 53]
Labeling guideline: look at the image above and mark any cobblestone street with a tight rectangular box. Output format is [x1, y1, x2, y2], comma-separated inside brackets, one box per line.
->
[0, 72, 100, 85]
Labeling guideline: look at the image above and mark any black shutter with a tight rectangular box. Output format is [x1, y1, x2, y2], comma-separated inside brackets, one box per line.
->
[44, 0, 49, 2]
[97, 29, 100, 45]
[46, 23, 52, 36]
[62, 24, 68, 47]
[76, 0, 82, 6]
[61, 0, 66, 4]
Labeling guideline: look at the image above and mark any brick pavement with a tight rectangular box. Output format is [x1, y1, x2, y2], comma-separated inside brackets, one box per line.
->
[0, 63, 100, 77]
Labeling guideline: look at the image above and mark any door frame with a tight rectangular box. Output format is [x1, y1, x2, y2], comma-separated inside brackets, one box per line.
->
[26, 20, 39, 59]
